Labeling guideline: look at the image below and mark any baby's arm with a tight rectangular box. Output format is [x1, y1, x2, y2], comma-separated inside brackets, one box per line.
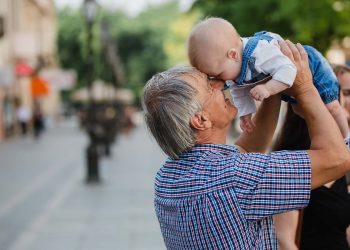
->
[251, 39, 297, 101]
[240, 114, 255, 133]
[250, 79, 289, 101]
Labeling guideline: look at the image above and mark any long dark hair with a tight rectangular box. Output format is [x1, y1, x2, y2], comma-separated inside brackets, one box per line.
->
[272, 103, 312, 248]
[273, 104, 310, 151]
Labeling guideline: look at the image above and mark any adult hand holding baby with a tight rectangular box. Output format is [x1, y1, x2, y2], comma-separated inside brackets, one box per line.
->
[279, 40, 315, 99]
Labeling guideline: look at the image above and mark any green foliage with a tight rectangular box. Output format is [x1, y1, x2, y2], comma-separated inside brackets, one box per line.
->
[99, 2, 180, 105]
[57, 8, 86, 88]
[57, 8, 111, 87]
[57, 1, 193, 105]
[191, 0, 350, 52]
[116, 28, 167, 104]
[163, 11, 201, 66]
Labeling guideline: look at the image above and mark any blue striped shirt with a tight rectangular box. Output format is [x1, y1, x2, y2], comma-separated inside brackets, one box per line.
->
[154, 144, 311, 249]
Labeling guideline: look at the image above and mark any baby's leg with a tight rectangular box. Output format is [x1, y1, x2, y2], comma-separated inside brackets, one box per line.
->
[240, 114, 255, 133]
[303, 46, 347, 136]
[326, 100, 349, 138]
[273, 211, 299, 250]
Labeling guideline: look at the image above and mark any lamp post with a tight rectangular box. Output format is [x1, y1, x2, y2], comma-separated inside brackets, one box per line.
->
[99, 19, 124, 156]
[82, 0, 97, 88]
[82, 0, 99, 183]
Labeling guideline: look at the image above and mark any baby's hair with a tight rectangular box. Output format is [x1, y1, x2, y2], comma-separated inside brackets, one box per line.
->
[187, 17, 240, 69]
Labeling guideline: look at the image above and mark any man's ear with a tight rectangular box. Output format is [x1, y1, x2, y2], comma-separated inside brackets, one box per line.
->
[190, 112, 212, 130]
[227, 48, 239, 61]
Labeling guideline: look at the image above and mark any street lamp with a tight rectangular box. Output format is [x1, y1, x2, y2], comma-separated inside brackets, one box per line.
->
[83, 0, 98, 26]
[82, 0, 97, 91]
[82, 0, 99, 183]
[82, 0, 124, 183]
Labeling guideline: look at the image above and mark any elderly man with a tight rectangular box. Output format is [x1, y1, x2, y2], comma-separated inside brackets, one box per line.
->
[142, 41, 350, 249]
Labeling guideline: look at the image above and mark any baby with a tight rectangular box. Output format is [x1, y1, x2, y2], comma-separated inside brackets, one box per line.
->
[187, 17, 349, 138]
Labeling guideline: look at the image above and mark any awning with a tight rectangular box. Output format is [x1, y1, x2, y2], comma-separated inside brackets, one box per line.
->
[31, 76, 49, 96]
[16, 63, 33, 76]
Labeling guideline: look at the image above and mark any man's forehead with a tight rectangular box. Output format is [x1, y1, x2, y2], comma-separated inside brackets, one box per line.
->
[179, 71, 206, 87]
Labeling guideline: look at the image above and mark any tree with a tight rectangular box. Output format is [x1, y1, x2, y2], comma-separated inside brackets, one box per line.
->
[191, 0, 350, 52]
[101, 1, 188, 104]
[57, 8, 86, 88]
[163, 11, 200, 66]
[117, 28, 168, 102]
[57, 1, 194, 105]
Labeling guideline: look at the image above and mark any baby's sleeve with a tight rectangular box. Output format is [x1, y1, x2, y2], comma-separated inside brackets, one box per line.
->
[254, 40, 297, 87]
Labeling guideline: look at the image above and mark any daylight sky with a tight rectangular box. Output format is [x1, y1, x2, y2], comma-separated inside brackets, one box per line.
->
[54, 0, 194, 16]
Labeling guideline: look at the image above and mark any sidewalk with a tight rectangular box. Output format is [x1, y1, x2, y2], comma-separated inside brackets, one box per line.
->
[0, 118, 166, 250]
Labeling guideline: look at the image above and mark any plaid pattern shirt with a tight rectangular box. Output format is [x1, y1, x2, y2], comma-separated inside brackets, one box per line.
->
[154, 144, 311, 249]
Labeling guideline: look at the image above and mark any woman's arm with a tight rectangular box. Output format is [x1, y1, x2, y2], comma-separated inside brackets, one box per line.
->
[273, 211, 300, 250]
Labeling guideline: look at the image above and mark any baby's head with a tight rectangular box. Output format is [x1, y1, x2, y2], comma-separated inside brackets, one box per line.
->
[188, 17, 242, 81]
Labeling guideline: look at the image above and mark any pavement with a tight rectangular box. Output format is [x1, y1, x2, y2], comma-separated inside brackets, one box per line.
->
[0, 116, 166, 250]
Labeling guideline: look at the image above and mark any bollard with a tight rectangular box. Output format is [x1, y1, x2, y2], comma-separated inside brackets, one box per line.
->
[104, 142, 111, 156]
[86, 144, 99, 182]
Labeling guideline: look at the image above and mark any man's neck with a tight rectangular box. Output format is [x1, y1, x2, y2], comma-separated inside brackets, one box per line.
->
[196, 127, 229, 145]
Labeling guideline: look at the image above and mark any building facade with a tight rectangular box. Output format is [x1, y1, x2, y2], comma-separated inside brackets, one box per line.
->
[0, 0, 59, 140]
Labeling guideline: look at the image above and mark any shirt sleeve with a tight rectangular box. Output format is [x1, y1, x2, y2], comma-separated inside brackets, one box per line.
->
[230, 150, 311, 221]
[253, 40, 297, 87]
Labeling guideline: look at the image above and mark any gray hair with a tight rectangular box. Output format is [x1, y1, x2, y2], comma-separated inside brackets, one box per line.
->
[142, 66, 203, 159]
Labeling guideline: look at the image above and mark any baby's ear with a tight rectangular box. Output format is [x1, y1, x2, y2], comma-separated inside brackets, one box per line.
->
[227, 48, 239, 60]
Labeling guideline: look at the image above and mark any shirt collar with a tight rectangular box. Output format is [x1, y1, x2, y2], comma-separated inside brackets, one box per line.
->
[189, 144, 239, 155]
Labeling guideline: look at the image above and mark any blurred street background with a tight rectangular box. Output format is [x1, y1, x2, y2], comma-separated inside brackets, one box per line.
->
[0, 117, 166, 250]
[0, 0, 350, 249]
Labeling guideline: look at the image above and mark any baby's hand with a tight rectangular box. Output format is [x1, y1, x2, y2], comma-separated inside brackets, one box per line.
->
[250, 85, 271, 101]
[240, 114, 255, 133]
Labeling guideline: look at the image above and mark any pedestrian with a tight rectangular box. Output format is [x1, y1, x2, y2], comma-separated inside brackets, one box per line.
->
[187, 17, 349, 139]
[142, 40, 350, 249]
[32, 100, 44, 139]
[272, 104, 350, 250]
[16, 105, 31, 136]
